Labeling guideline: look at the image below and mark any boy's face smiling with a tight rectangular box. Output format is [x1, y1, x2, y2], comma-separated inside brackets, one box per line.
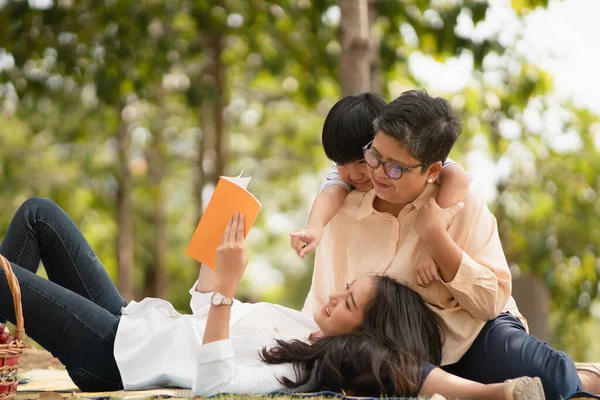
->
[336, 160, 373, 192]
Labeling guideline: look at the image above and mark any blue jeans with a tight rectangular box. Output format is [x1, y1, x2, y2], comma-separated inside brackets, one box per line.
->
[0, 197, 126, 391]
[442, 312, 582, 399]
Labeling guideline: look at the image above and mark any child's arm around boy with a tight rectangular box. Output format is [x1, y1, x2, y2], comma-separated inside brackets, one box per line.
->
[415, 162, 471, 287]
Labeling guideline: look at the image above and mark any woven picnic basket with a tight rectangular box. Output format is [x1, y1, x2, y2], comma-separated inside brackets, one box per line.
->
[0, 255, 26, 400]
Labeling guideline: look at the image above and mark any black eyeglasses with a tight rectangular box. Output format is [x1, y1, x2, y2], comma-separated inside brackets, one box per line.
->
[362, 140, 424, 180]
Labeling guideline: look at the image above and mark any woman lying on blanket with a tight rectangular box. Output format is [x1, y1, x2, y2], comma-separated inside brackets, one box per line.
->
[0, 197, 542, 398]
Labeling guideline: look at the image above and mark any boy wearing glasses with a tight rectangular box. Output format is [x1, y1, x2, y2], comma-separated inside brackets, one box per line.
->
[290, 92, 471, 287]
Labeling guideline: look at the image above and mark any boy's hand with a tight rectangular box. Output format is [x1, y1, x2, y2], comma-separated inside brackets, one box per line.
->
[214, 212, 248, 296]
[415, 249, 441, 287]
[290, 228, 323, 259]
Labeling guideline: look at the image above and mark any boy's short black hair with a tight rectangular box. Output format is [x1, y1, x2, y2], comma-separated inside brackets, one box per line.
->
[322, 92, 386, 165]
[373, 89, 461, 169]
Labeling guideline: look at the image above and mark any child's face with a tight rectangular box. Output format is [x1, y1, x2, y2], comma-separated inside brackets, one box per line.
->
[337, 161, 373, 192]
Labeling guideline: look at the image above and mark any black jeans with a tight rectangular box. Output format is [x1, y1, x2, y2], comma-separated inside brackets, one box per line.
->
[442, 312, 582, 399]
[0, 197, 127, 391]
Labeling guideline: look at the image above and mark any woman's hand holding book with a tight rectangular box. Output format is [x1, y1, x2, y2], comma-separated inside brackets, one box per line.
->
[214, 212, 248, 298]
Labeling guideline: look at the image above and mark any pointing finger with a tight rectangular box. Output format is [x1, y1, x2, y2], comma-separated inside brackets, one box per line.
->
[299, 241, 317, 258]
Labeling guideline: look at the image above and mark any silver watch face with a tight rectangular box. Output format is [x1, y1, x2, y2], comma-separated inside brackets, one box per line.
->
[211, 292, 232, 306]
[211, 292, 224, 305]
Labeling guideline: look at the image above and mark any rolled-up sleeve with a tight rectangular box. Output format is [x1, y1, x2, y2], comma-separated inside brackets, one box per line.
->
[442, 195, 512, 321]
[193, 339, 301, 396]
[320, 165, 352, 192]
[188, 282, 250, 317]
[188, 280, 212, 314]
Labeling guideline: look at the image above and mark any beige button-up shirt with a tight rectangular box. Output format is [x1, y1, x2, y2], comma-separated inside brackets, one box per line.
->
[302, 184, 526, 365]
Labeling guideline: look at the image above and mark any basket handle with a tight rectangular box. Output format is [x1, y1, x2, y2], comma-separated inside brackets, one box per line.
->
[0, 255, 25, 341]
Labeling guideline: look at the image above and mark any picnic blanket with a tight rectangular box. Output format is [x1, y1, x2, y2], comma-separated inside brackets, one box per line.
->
[14, 368, 600, 400]
[14, 369, 438, 400]
[16, 369, 193, 399]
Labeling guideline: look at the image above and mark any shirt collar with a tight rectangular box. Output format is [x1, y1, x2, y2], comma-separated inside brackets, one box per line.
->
[357, 190, 377, 220]
[356, 184, 437, 220]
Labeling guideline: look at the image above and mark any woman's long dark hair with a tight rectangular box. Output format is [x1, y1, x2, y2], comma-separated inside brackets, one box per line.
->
[260, 276, 443, 397]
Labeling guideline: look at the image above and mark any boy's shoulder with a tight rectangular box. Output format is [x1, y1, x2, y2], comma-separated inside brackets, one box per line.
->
[460, 183, 490, 219]
[464, 183, 485, 206]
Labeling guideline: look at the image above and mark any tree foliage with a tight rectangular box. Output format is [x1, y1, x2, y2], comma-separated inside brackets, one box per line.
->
[1, 0, 598, 360]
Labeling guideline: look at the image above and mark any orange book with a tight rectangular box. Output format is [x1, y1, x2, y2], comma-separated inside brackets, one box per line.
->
[185, 174, 261, 270]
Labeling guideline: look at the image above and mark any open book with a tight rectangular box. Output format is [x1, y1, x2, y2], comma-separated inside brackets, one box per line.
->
[185, 173, 262, 271]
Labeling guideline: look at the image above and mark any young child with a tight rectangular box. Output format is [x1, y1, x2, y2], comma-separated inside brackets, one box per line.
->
[290, 92, 471, 287]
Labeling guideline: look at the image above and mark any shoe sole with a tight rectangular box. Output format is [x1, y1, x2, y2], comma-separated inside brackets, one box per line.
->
[512, 376, 545, 400]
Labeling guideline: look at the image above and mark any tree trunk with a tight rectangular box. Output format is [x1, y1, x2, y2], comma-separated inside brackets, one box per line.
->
[212, 33, 227, 181]
[198, 33, 227, 187]
[338, 0, 371, 97]
[145, 123, 167, 299]
[368, 3, 382, 94]
[116, 117, 134, 301]
[512, 275, 552, 343]
[194, 108, 207, 221]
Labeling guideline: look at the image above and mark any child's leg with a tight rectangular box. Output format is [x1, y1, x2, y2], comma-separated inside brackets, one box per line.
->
[419, 367, 544, 400]
[0, 261, 122, 391]
[442, 313, 580, 399]
[0, 197, 127, 314]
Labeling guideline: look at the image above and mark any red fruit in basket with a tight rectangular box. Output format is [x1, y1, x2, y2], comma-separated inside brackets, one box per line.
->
[0, 333, 9, 344]
[0, 325, 11, 344]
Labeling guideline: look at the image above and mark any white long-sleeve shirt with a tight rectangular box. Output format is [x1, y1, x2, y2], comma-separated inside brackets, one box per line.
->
[114, 283, 318, 396]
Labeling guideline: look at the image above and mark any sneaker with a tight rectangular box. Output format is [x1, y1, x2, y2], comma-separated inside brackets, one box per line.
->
[505, 376, 545, 400]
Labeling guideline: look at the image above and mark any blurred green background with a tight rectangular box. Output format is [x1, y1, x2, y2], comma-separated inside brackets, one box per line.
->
[1, 0, 599, 361]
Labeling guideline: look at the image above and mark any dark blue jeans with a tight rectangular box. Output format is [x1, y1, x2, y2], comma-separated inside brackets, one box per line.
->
[442, 312, 582, 399]
[0, 197, 126, 391]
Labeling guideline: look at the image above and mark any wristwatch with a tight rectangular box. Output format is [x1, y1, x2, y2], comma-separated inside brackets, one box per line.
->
[211, 292, 233, 306]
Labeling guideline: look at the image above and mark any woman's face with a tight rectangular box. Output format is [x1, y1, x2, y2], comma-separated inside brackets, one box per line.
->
[367, 131, 439, 205]
[313, 276, 376, 336]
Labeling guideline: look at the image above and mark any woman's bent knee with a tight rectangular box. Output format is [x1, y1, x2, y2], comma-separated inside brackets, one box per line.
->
[536, 350, 581, 399]
[18, 197, 63, 223]
[20, 196, 57, 211]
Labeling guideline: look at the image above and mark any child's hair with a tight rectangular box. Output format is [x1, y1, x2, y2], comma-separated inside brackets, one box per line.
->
[322, 92, 386, 165]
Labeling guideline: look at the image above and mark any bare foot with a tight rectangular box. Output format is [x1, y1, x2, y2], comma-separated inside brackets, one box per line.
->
[579, 370, 600, 394]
